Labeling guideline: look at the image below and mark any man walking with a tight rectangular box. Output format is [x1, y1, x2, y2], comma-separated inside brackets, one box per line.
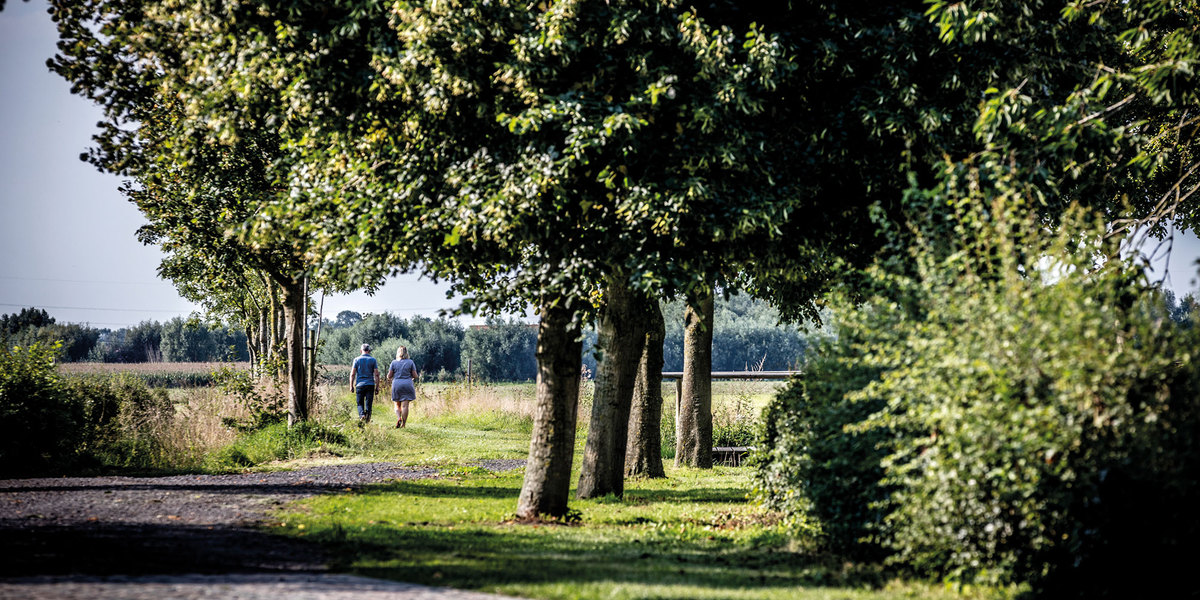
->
[350, 343, 381, 426]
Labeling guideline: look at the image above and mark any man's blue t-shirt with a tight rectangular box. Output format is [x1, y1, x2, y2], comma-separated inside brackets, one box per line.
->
[352, 355, 378, 388]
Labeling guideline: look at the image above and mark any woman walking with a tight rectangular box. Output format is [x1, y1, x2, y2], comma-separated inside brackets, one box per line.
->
[386, 345, 420, 428]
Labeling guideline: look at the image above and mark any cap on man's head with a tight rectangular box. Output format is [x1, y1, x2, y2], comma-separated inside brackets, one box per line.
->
[361, 343, 372, 352]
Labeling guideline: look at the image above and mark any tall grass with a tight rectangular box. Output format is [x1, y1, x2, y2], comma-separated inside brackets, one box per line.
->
[418, 382, 537, 432]
[660, 380, 784, 458]
[160, 386, 242, 468]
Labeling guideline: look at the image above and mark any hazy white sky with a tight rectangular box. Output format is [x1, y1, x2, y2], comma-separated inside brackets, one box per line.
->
[2, 1, 1198, 331]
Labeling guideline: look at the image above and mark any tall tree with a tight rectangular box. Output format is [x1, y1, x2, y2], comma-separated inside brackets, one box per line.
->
[47, 1, 364, 425]
[578, 276, 654, 497]
[517, 301, 585, 517]
[675, 285, 714, 468]
[49, 0, 1200, 517]
[625, 299, 666, 479]
[243, 1, 827, 509]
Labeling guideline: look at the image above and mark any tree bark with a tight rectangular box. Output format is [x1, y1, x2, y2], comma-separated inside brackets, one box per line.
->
[517, 298, 583, 519]
[245, 325, 257, 370]
[625, 298, 666, 479]
[257, 308, 269, 372]
[675, 283, 714, 468]
[280, 279, 309, 427]
[578, 277, 651, 499]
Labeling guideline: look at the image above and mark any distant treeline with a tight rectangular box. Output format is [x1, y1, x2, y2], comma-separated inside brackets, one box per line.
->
[3, 294, 821, 379]
[1, 308, 247, 363]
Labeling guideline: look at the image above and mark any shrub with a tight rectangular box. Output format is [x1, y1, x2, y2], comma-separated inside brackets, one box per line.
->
[754, 203, 1200, 596]
[213, 365, 287, 431]
[0, 343, 86, 474]
[753, 334, 890, 558]
[65, 373, 174, 469]
[862, 228, 1200, 595]
[0, 344, 177, 474]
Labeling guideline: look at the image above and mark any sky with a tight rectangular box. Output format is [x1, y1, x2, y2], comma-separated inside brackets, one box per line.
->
[2, 1, 1199, 332]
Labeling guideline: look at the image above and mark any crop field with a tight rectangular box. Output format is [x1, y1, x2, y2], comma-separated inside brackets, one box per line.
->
[56, 361, 250, 387]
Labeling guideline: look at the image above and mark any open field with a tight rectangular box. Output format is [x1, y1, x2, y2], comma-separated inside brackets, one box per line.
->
[56, 361, 250, 388]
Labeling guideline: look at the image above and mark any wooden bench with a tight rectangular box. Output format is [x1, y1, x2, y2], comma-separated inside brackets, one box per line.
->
[713, 446, 753, 467]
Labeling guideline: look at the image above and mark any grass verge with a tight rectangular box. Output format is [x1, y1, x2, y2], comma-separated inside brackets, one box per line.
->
[271, 458, 1016, 599]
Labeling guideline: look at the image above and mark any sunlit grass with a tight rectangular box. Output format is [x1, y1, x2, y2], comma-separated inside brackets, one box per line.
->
[273, 466, 1016, 600]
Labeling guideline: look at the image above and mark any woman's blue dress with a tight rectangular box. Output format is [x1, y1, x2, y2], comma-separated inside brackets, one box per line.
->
[390, 358, 417, 402]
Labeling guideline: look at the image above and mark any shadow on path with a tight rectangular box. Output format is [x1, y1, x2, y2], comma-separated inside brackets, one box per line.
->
[0, 463, 441, 577]
[0, 523, 327, 576]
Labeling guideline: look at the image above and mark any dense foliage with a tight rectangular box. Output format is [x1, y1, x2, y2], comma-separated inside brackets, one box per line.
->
[462, 319, 540, 382]
[0, 343, 83, 473]
[754, 336, 889, 559]
[755, 205, 1200, 596]
[41, 0, 1200, 527]
[1, 342, 175, 475]
[2, 308, 99, 362]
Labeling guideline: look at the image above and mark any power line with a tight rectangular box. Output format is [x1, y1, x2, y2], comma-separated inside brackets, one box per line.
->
[0, 302, 193, 313]
[0, 275, 167, 286]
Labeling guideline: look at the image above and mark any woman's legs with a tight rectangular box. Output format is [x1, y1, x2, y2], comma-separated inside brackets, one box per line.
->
[399, 400, 410, 427]
[392, 400, 402, 427]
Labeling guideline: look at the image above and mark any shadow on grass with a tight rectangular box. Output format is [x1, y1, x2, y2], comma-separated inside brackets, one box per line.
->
[360, 479, 748, 506]
[360, 480, 518, 500]
[317, 522, 885, 594]
[621, 487, 749, 504]
[296, 478, 889, 596]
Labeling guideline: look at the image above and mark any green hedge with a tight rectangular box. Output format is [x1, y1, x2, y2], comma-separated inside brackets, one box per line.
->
[754, 337, 890, 559]
[753, 207, 1200, 596]
[1, 343, 174, 475]
[1, 343, 86, 473]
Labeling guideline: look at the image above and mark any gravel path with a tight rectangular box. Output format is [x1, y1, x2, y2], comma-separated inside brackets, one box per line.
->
[0, 460, 527, 599]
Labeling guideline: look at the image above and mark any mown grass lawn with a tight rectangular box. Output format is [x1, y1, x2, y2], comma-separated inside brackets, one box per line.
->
[268, 393, 1015, 600]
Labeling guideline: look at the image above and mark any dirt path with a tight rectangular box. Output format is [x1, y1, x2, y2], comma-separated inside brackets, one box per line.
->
[0, 461, 527, 599]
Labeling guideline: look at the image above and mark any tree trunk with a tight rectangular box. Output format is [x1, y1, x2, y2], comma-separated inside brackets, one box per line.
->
[517, 298, 583, 519]
[257, 308, 269, 372]
[625, 298, 666, 479]
[280, 279, 309, 427]
[578, 277, 651, 499]
[675, 283, 714, 468]
[245, 325, 257, 370]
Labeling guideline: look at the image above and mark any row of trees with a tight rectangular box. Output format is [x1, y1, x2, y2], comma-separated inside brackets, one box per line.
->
[41, 0, 1200, 525]
[1, 308, 247, 363]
